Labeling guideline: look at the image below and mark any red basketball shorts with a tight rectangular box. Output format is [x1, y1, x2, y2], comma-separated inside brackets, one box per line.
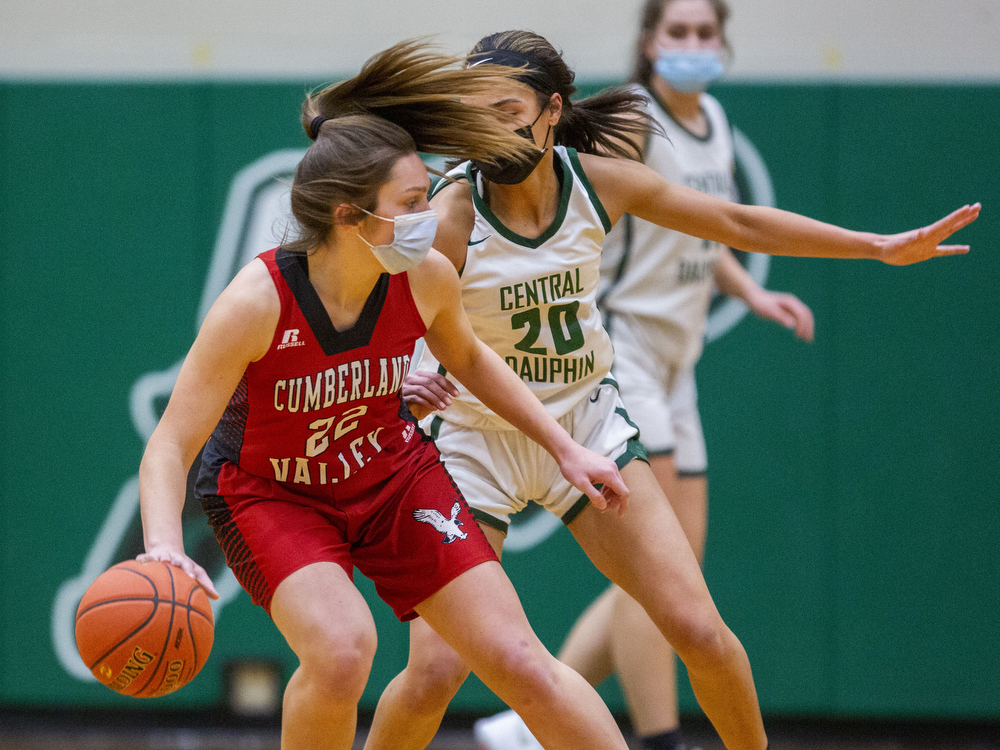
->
[200, 442, 497, 621]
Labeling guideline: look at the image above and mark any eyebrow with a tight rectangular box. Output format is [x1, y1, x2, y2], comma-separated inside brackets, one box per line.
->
[490, 98, 522, 108]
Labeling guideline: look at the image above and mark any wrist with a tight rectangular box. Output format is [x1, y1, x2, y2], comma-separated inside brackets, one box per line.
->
[143, 531, 185, 555]
[855, 231, 885, 261]
[742, 284, 767, 311]
[545, 429, 578, 465]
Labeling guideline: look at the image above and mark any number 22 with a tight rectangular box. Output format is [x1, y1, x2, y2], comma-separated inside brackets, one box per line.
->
[305, 405, 369, 457]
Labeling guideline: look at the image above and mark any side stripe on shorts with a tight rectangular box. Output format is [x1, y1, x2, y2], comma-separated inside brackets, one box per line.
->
[200, 494, 271, 610]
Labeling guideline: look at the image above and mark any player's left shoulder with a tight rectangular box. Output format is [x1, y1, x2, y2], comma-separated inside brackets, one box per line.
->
[699, 92, 732, 129]
[576, 151, 652, 198]
[406, 249, 463, 329]
[407, 249, 460, 298]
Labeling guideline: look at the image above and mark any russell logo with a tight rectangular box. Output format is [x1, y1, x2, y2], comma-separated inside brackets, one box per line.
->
[51, 138, 773, 680]
[278, 328, 304, 349]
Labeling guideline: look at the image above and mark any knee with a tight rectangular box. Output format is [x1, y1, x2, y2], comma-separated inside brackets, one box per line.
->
[402, 646, 472, 712]
[485, 641, 561, 708]
[298, 625, 377, 705]
[667, 612, 739, 671]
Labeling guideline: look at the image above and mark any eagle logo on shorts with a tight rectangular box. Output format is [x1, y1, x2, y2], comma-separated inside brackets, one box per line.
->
[412, 501, 468, 544]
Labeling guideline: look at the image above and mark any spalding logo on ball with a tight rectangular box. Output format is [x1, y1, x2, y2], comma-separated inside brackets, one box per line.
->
[75, 559, 214, 697]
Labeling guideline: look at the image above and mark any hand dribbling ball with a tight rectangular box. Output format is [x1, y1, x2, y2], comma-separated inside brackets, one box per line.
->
[75, 559, 215, 697]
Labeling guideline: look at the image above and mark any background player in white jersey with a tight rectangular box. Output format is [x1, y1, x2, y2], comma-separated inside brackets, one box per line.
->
[473, 4, 815, 750]
[358, 29, 979, 750]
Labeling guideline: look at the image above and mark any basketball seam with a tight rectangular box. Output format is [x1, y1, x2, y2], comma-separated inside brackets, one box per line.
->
[77, 561, 213, 696]
[82, 567, 161, 671]
[134, 563, 177, 697]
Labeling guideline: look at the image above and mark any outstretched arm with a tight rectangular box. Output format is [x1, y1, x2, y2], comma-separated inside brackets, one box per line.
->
[409, 252, 629, 515]
[582, 153, 980, 265]
[714, 248, 814, 342]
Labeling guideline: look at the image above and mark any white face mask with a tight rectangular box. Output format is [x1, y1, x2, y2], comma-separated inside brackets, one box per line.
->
[355, 207, 439, 274]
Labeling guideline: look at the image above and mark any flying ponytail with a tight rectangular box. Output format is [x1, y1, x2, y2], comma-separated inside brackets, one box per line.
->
[301, 39, 536, 165]
[285, 39, 538, 255]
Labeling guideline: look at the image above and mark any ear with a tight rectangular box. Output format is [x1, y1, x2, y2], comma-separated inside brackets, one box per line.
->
[546, 93, 564, 126]
[333, 203, 364, 226]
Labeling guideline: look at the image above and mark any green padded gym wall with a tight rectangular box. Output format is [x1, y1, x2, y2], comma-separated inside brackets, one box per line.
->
[1, 80, 996, 718]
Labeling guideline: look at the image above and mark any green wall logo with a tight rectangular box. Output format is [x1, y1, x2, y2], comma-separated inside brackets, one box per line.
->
[52, 149, 307, 681]
[705, 128, 773, 341]
[52, 135, 772, 679]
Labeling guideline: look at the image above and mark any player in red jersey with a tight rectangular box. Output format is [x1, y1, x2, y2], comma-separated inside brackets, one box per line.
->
[138, 41, 633, 750]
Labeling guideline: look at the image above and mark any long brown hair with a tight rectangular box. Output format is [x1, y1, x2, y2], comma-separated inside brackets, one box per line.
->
[630, 0, 732, 87]
[303, 40, 537, 165]
[285, 40, 539, 254]
[470, 31, 657, 161]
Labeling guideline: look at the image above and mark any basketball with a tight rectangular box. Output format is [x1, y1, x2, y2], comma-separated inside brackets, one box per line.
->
[75, 559, 215, 698]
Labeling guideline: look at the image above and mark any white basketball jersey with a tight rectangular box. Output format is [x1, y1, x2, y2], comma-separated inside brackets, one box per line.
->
[599, 89, 737, 368]
[419, 146, 616, 431]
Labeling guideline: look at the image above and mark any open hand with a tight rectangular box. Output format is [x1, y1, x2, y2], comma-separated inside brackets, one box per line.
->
[877, 203, 980, 266]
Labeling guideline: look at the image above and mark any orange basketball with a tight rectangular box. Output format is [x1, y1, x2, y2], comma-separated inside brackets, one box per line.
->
[75, 559, 215, 698]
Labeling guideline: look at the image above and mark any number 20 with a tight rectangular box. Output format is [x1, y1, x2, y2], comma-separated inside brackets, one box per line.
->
[512, 302, 584, 356]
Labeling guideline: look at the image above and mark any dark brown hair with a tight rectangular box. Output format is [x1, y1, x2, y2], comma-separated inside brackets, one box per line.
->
[285, 40, 539, 254]
[470, 31, 658, 161]
[630, 0, 732, 87]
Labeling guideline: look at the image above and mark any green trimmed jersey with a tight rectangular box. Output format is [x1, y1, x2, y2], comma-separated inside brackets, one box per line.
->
[599, 90, 737, 368]
[419, 146, 616, 431]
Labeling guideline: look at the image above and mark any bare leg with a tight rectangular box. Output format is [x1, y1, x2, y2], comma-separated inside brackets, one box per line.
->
[363, 617, 468, 750]
[556, 583, 616, 686]
[559, 456, 708, 736]
[363, 523, 506, 750]
[609, 456, 708, 737]
[417, 560, 629, 750]
[569, 460, 765, 750]
[269, 561, 378, 750]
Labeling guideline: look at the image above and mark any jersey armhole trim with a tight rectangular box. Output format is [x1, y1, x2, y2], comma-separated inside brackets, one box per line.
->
[566, 148, 612, 234]
[429, 171, 467, 200]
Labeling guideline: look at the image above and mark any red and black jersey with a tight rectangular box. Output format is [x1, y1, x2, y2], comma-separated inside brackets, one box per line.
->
[197, 247, 430, 510]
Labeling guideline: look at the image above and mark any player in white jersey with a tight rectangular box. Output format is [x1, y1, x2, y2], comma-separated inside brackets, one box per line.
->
[412, 144, 641, 527]
[361, 29, 979, 750]
[418, 144, 618, 435]
[474, 4, 813, 750]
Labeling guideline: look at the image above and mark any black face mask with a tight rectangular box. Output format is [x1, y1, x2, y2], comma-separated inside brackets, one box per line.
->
[473, 108, 552, 185]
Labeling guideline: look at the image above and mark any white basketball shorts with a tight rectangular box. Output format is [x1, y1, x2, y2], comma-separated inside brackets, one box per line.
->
[421, 379, 647, 533]
[607, 315, 708, 475]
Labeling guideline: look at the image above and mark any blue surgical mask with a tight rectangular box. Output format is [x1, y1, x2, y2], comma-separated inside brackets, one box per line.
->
[653, 50, 724, 92]
[355, 207, 439, 274]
